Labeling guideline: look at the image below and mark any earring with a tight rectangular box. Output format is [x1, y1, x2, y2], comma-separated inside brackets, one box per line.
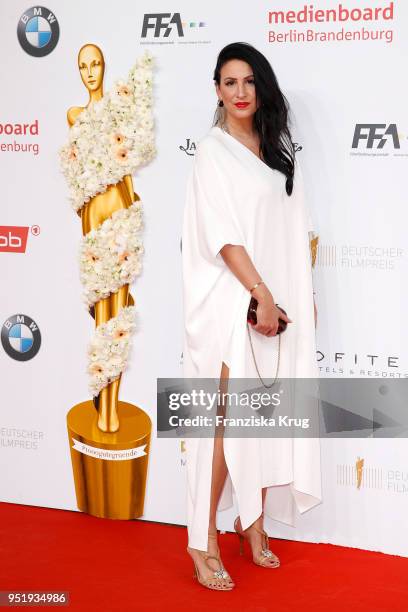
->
[218, 99, 224, 107]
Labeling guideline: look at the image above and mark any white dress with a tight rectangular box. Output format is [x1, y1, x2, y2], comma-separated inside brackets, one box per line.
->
[181, 125, 322, 551]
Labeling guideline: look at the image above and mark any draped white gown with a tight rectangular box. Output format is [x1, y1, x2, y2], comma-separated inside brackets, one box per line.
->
[181, 125, 322, 551]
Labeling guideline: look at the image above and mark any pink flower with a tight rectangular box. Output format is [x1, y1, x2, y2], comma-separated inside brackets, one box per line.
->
[84, 249, 99, 263]
[89, 363, 104, 375]
[111, 132, 125, 145]
[117, 85, 131, 97]
[115, 147, 128, 162]
[69, 145, 78, 161]
[118, 250, 130, 263]
[112, 327, 129, 340]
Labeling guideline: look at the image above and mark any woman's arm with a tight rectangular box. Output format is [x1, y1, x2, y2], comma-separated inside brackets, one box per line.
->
[219, 244, 292, 337]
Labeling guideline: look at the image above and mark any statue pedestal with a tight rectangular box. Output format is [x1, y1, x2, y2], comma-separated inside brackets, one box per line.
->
[67, 400, 151, 519]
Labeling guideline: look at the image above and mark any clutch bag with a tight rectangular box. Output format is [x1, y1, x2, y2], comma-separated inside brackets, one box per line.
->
[247, 297, 288, 334]
[246, 298, 288, 388]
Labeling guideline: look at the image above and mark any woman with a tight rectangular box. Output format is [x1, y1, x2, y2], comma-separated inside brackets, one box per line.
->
[181, 42, 322, 590]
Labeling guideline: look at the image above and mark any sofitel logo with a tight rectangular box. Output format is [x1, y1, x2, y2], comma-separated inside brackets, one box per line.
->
[317, 351, 406, 377]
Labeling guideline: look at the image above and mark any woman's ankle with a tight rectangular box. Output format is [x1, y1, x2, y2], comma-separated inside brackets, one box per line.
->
[208, 521, 217, 536]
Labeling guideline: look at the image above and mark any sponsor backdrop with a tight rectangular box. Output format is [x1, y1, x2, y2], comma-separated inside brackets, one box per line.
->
[1, 0, 407, 556]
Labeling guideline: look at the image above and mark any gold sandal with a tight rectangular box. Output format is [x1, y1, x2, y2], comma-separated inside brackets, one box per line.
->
[188, 533, 234, 591]
[234, 516, 280, 568]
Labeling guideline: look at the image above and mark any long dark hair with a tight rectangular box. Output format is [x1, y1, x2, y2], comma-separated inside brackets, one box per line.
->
[213, 42, 295, 195]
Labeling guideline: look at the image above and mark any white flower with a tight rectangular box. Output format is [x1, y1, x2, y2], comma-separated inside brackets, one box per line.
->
[60, 54, 156, 212]
[79, 202, 144, 308]
[87, 306, 137, 396]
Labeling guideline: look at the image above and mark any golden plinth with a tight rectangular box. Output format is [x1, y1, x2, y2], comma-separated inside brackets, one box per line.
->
[67, 400, 151, 519]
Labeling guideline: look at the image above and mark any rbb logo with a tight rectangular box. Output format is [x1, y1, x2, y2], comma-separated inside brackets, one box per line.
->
[352, 124, 400, 149]
[141, 13, 183, 38]
[0, 226, 29, 252]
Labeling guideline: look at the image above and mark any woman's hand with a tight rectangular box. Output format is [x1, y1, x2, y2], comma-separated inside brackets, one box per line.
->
[251, 284, 292, 337]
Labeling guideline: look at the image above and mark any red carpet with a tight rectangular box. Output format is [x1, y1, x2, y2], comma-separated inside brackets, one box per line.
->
[0, 501, 406, 611]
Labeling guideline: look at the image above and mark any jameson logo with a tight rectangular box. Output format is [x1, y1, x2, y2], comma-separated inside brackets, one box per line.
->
[179, 138, 196, 156]
[268, 2, 394, 23]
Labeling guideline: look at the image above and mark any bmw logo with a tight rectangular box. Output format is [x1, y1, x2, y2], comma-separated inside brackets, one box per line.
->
[1, 314, 41, 361]
[17, 6, 60, 57]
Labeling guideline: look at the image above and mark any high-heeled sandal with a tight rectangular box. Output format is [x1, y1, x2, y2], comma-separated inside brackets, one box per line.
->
[234, 516, 280, 568]
[187, 534, 234, 591]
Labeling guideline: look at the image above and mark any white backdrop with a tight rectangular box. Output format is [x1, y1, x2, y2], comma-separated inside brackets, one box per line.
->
[1, 0, 407, 557]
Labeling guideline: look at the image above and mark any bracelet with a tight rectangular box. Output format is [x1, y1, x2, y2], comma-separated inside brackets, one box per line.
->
[249, 280, 264, 294]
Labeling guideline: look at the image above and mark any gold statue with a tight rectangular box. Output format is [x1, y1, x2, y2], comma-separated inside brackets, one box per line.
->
[64, 45, 153, 519]
[356, 456, 364, 489]
[67, 44, 138, 433]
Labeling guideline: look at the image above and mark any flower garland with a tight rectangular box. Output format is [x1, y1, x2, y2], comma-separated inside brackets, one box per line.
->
[87, 306, 136, 397]
[60, 50, 155, 212]
[60, 51, 155, 398]
[79, 201, 144, 308]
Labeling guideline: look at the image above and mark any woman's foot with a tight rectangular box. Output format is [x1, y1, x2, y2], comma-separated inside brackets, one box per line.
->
[187, 530, 235, 590]
[234, 515, 280, 568]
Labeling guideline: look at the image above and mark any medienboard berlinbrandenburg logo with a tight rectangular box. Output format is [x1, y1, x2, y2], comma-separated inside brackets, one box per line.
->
[17, 6, 60, 57]
[1, 314, 41, 361]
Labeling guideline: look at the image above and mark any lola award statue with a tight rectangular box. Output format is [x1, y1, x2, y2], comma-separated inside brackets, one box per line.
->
[60, 44, 155, 519]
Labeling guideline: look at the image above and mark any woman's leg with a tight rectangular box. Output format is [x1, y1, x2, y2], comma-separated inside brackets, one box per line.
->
[208, 361, 229, 534]
[235, 487, 278, 568]
[187, 362, 234, 588]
